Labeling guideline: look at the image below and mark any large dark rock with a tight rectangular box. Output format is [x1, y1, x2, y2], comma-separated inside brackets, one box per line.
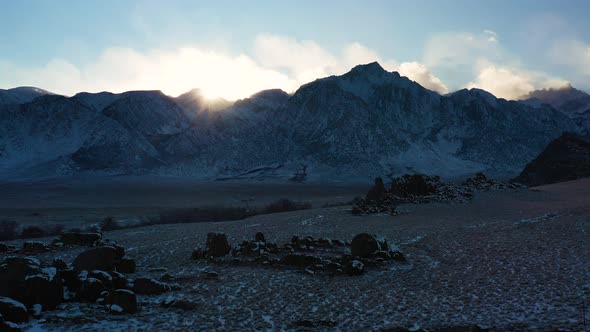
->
[350, 233, 387, 258]
[206, 233, 231, 257]
[114, 258, 136, 274]
[133, 278, 171, 295]
[390, 174, 438, 196]
[0, 257, 63, 309]
[106, 289, 137, 314]
[23, 270, 63, 309]
[77, 278, 106, 302]
[53, 232, 101, 246]
[0, 297, 28, 323]
[72, 246, 119, 271]
[514, 132, 590, 186]
[366, 177, 387, 201]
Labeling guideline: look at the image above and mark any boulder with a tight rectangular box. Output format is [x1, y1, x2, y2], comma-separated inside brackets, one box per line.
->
[0, 297, 28, 323]
[53, 232, 101, 246]
[88, 270, 114, 289]
[108, 271, 129, 290]
[351, 233, 387, 258]
[77, 278, 106, 302]
[133, 278, 171, 295]
[60, 268, 81, 292]
[206, 233, 231, 257]
[0, 257, 63, 309]
[72, 246, 119, 271]
[23, 269, 63, 309]
[114, 258, 136, 274]
[255, 232, 266, 243]
[106, 289, 137, 314]
[366, 177, 387, 201]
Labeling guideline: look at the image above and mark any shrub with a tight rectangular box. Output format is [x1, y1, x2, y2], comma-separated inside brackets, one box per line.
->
[160, 206, 253, 224]
[21, 226, 47, 239]
[101, 216, 120, 231]
[0, 220, 19, 241]
[47, 224, 65, 236]
[264, 199, 312, 214]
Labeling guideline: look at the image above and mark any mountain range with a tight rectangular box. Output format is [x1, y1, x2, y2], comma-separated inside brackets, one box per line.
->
[0, 62, 586, 182]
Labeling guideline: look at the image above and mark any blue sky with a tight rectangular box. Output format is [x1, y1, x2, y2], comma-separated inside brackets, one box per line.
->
[1, 0, 589, 99]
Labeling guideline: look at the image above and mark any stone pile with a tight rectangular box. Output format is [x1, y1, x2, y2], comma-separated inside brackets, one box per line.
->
[192, 232, 406, 276]
[352, 173, 521, 215]
[0, 232, 178, 328]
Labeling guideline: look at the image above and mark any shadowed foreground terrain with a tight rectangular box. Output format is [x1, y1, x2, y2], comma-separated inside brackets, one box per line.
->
[1, 178, 590, 330]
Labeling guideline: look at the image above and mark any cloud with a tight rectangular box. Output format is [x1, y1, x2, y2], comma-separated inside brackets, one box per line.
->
[398, 62, 449, 94]
[254, 34, 447, 94]
[549, 39, 590, 76]
[483, 30, 498, 43]
[466, 60, 569, 100]
[424, 31, 503, 70]
[0, 47, 298, 100]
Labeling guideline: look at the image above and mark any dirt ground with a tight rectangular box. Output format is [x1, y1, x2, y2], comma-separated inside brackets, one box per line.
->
[2, 178, 590, 331]
[0, 176, 367, 228]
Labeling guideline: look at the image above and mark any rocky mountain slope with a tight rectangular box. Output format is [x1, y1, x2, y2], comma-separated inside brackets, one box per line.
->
[0, 87, 53, 107]
[0, 62, 579, 181]
[520, 85, 590, 138]
[514, 133, 590, 186]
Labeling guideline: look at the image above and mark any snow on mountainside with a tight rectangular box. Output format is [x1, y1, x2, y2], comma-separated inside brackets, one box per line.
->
[0, 62, 580, 181]
[0, 86, 53, 106]
[519, 84, 590, 138]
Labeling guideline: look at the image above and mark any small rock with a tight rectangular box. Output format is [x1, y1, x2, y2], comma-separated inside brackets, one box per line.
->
[161, 297, 199, 311]
[0, 320, 21, 332]
[52, 232, 101, 246]
[159, 273, 176, 282]
[0, 297, 28, 323]
[133, 278, 172, 295]
[21, 242, 49, 254]
[51, 259, 68, 270]
[108, 271, 129, 290]
[106, 289, 137, 314]
[254, 232, 266, 243]
[344, 260, 364, 276]
[88, 270, 113, 289]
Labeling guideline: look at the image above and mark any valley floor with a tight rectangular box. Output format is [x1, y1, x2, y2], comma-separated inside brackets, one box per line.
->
[5, 178, 590, 331]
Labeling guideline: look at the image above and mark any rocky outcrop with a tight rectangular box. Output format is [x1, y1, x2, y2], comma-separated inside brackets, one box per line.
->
[514, 133, 590, 186]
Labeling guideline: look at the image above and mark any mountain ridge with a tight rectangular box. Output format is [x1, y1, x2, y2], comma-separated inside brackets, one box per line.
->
[0, 62, 583, 182]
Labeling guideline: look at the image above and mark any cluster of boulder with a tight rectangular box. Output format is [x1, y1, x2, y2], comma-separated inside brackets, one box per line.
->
[352, 173, 521, 215]
[192, 232, 406, 276]
[0, 231, 178, 330]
